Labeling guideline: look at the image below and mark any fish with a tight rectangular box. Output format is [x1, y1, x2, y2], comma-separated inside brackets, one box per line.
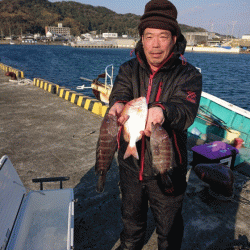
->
[150, 123, 174, 189]
[121, 97, 148, 159]
[193, 163, 234, 197]
[95, 113, 119, 193]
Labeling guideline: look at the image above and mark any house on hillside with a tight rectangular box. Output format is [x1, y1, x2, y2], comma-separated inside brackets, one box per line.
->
[45, 23, 70, 37]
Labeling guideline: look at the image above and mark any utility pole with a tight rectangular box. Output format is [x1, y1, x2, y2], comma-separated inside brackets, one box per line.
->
[226, 24, 230, 41]
[231, 21, 237, 39]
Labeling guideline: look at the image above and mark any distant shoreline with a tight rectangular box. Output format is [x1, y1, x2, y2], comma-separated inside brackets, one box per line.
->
[1, 42, 249, 54]
[0, 41, 64, 46]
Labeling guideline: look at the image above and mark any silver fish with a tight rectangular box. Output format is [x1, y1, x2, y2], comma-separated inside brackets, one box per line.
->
[122, 97, 148, 159]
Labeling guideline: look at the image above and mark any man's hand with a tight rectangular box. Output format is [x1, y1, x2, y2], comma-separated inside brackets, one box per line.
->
[144, 107, 165, 137]
[108, 102, 129, 126]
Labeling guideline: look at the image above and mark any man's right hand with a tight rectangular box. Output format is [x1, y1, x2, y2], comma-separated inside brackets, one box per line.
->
[108, 103, 129, 126]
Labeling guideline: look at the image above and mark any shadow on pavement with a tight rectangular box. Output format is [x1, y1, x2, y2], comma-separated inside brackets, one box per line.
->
[73, 158, 157, 250]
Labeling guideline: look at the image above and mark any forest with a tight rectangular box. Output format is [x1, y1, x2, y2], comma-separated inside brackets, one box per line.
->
[0, 0, 207, 37]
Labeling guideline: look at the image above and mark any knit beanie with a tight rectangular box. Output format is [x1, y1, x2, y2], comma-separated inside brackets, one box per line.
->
[138, 0, 181, 38]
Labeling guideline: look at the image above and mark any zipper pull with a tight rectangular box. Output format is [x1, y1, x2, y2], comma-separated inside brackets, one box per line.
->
[146, 76, 153, 104]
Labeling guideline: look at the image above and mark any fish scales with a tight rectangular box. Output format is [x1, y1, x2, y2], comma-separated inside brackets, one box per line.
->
[122, 97, 148, 159]
[150, 123, 174, 189]
[95, 114, 119, 192]
[150, 123, 174, 174]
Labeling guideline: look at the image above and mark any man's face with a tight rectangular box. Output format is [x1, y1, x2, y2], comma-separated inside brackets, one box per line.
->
[142, 28, 177, 71]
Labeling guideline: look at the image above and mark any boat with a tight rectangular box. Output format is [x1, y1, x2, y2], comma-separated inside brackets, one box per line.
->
[78, 64, 113, 104]
[188, 91, 250, 169]
[79, 65, 250, 172]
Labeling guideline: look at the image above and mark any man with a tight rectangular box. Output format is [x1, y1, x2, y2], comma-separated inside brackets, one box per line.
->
[109, 0, 202, 249]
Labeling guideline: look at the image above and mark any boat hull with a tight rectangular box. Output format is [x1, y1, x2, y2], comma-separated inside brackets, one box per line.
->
[188, 92, 250, 166]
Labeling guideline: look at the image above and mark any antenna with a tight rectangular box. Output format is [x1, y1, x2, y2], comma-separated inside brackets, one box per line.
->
[231, 21, 237, 39]
[210, 20, 214, 33]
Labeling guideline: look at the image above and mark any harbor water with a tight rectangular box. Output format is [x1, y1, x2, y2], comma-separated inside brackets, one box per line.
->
[1, 45, 249, 111]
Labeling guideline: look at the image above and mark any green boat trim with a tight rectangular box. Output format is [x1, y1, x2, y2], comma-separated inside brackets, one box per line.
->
[188, 91, 250, 168]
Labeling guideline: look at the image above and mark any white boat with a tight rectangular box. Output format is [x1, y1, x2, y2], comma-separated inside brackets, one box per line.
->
[78, 64, 113, 104]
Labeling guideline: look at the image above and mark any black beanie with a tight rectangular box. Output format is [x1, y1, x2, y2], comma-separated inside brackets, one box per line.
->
[138, 0, 181, 38]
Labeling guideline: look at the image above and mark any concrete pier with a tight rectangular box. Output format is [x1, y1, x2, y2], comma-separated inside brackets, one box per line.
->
[1, 70, 250, 250]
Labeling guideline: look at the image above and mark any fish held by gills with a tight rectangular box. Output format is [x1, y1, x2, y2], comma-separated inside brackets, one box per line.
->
[122, 97, 148, 160]
[150, 123, 174, 189]
[95, 114, 119, 193]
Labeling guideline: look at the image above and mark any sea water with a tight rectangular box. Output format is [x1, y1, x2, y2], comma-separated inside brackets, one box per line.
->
[0, 45, 249, 111]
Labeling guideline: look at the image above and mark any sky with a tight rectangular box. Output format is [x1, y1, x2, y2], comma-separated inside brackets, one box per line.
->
[49, 0, 250, 38]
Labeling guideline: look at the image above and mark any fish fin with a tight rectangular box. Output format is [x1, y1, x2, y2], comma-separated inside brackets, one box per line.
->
[124, 145, 139, 160]
[96, 174, 106, 193]
[160, 173, 173, 189]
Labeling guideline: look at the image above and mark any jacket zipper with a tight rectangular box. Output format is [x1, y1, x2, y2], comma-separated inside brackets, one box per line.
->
[139, 52, 174, 181]
[139, 75, 153, 181]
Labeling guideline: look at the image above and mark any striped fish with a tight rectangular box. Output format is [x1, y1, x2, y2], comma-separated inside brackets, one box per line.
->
[150, 123, 174, 189]
[95, 114, 119, 192]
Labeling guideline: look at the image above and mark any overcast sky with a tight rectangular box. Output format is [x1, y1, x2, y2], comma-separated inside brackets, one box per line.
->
[49, 0, 250, 38]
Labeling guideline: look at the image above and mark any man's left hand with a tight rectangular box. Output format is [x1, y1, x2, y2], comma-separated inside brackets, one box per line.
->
[144, 107, 165, 137]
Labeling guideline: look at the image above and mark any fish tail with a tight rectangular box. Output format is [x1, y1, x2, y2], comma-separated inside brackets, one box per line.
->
[96, 174, 106, 193]
[124, 145, 139, 160]
[160, 173, 173, 188]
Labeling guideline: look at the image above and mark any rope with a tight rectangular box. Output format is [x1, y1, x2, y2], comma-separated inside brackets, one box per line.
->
[17, 79, 33, 85]
[9, 78, 33, 85]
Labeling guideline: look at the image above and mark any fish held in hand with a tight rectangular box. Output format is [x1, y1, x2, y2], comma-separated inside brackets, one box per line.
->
[95, 114, 119, 193]
[150, 123, 174, 188]
[122, 97, 148, 159]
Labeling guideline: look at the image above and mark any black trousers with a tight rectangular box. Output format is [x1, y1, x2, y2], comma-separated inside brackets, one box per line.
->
[118, 167, 184, 250]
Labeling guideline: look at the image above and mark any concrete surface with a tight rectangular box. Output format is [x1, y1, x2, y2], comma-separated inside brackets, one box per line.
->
[1, 70, 250, 250]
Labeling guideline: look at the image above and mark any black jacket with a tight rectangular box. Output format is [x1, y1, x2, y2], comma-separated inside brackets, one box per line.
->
[109, 34, 202, 196]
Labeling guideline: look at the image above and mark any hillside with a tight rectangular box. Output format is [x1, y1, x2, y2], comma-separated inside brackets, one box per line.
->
[0, 0, 206, 37]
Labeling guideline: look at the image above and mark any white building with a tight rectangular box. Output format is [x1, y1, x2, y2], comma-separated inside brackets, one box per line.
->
[46, 31, 53, 38]
[45, 23, 70, 37]
[183, 32, 209, 46]
[242, 34, 250, 40]
[102, 33, 118, 38]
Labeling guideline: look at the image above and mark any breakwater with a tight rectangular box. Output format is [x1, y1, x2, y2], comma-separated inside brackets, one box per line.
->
[33, 78, 108, 117]
[72, 43, 119, 49]
[186, 46, 241, 53]
[0, 62, 25, 78]
[0, 62, 108, 118]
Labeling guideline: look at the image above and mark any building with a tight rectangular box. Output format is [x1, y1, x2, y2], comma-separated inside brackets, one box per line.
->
[45, 23, 70, 37]
[183, 32, 209, 46]
[102, 33, 118, 38]
[114, 38, 136, 48]
[242, 34, 250, 40]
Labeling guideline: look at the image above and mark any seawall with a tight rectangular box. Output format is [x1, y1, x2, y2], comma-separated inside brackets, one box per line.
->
[0, 62, 109, 118]
[186, 46, 241, 53]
